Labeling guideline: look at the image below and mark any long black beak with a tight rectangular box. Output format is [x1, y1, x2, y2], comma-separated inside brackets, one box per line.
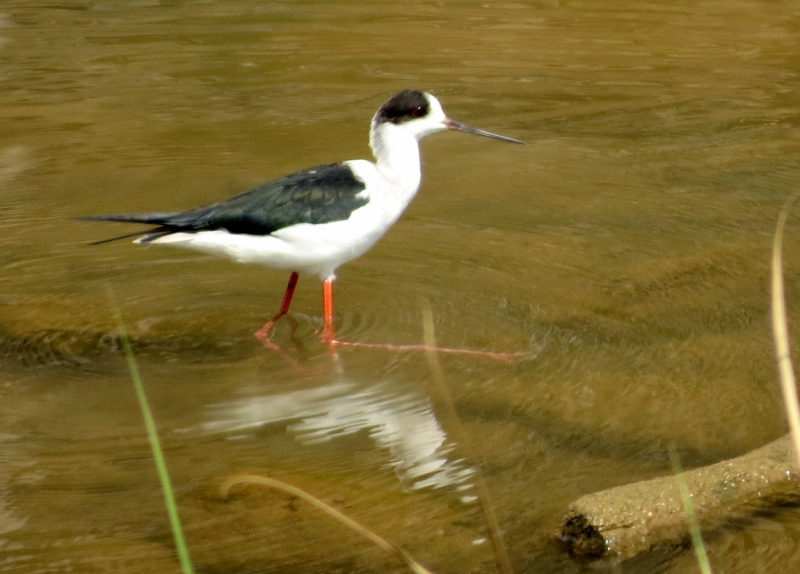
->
[444, 119, 524, 144]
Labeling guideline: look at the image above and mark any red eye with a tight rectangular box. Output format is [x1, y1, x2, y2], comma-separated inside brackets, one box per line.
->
[411, 106, 424, 117]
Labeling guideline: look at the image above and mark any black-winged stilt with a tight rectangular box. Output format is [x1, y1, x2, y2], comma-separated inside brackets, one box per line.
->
[82, 89, 523, 352]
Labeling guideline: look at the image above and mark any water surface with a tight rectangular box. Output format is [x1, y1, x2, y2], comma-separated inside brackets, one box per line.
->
[2, 1, 800, 572]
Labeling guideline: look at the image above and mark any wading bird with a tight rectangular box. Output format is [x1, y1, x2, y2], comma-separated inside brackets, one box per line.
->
[82, 89, 523, 350]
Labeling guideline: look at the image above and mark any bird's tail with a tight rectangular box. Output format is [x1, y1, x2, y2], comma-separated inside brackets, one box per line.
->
[77, 213, 178, 225]
[76, 213, 179, 245]
[86, 229, 151, 245]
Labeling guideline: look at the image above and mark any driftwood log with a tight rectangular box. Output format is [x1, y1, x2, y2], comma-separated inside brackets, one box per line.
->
[558, 434, 800, 562]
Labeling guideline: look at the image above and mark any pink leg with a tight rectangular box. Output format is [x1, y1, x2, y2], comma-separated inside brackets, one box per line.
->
[255, 272, 321, 373]
[319, 278, 338, 353]
[254, 272, 299, 347]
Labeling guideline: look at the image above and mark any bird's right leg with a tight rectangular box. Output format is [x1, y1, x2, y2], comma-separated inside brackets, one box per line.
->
[255, 271, 299, 347]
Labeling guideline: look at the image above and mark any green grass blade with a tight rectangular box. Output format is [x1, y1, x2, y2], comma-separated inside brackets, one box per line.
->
[109, 291, 194, 574]
[668, 444, 712, 574]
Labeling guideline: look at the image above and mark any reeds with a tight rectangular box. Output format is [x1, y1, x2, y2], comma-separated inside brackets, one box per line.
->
[109, 190, 800, 574]
[112, 289, 436, 574]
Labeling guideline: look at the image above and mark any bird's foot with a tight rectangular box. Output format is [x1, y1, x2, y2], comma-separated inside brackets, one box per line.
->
[255, 327, 322, 375]
[318, 325, 340, 355]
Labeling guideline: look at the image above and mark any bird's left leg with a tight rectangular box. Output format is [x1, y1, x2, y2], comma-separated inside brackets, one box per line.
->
[256, 272, 321, 373]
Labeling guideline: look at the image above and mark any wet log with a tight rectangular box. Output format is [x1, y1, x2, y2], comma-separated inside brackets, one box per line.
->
[558, 434, 800, 562]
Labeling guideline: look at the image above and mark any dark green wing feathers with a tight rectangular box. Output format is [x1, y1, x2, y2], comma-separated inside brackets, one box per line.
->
[82, 163, 368, 241]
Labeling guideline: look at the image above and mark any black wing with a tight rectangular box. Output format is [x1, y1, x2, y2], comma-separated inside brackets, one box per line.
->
[81, 163, 368, 241]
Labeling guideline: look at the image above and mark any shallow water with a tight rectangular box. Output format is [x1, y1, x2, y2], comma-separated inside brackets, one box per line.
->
[2, 1, 800, 572]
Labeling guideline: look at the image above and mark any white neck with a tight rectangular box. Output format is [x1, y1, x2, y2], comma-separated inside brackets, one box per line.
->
[369, 122, 422, 203]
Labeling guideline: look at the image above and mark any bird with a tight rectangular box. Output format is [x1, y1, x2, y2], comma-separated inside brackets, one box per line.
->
[81, 89, 524, 350]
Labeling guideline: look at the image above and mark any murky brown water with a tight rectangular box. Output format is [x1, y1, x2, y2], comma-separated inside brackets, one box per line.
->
[2, 1, 800, 572]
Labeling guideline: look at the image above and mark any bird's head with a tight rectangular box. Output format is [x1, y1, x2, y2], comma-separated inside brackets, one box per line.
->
[371, 89, 524, 144]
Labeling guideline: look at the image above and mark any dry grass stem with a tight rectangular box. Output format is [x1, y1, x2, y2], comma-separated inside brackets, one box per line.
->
[771, 192, 800, 468]
[220, 474, 434, 574]
[421, 304, 514, 574]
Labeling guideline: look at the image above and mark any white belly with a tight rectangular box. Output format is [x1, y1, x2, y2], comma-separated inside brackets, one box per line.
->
[138, 159, 420, 280]
[145, 223, 378, 280]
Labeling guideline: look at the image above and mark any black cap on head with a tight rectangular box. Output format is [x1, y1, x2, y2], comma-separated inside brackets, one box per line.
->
[374, 90, 430, 125]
